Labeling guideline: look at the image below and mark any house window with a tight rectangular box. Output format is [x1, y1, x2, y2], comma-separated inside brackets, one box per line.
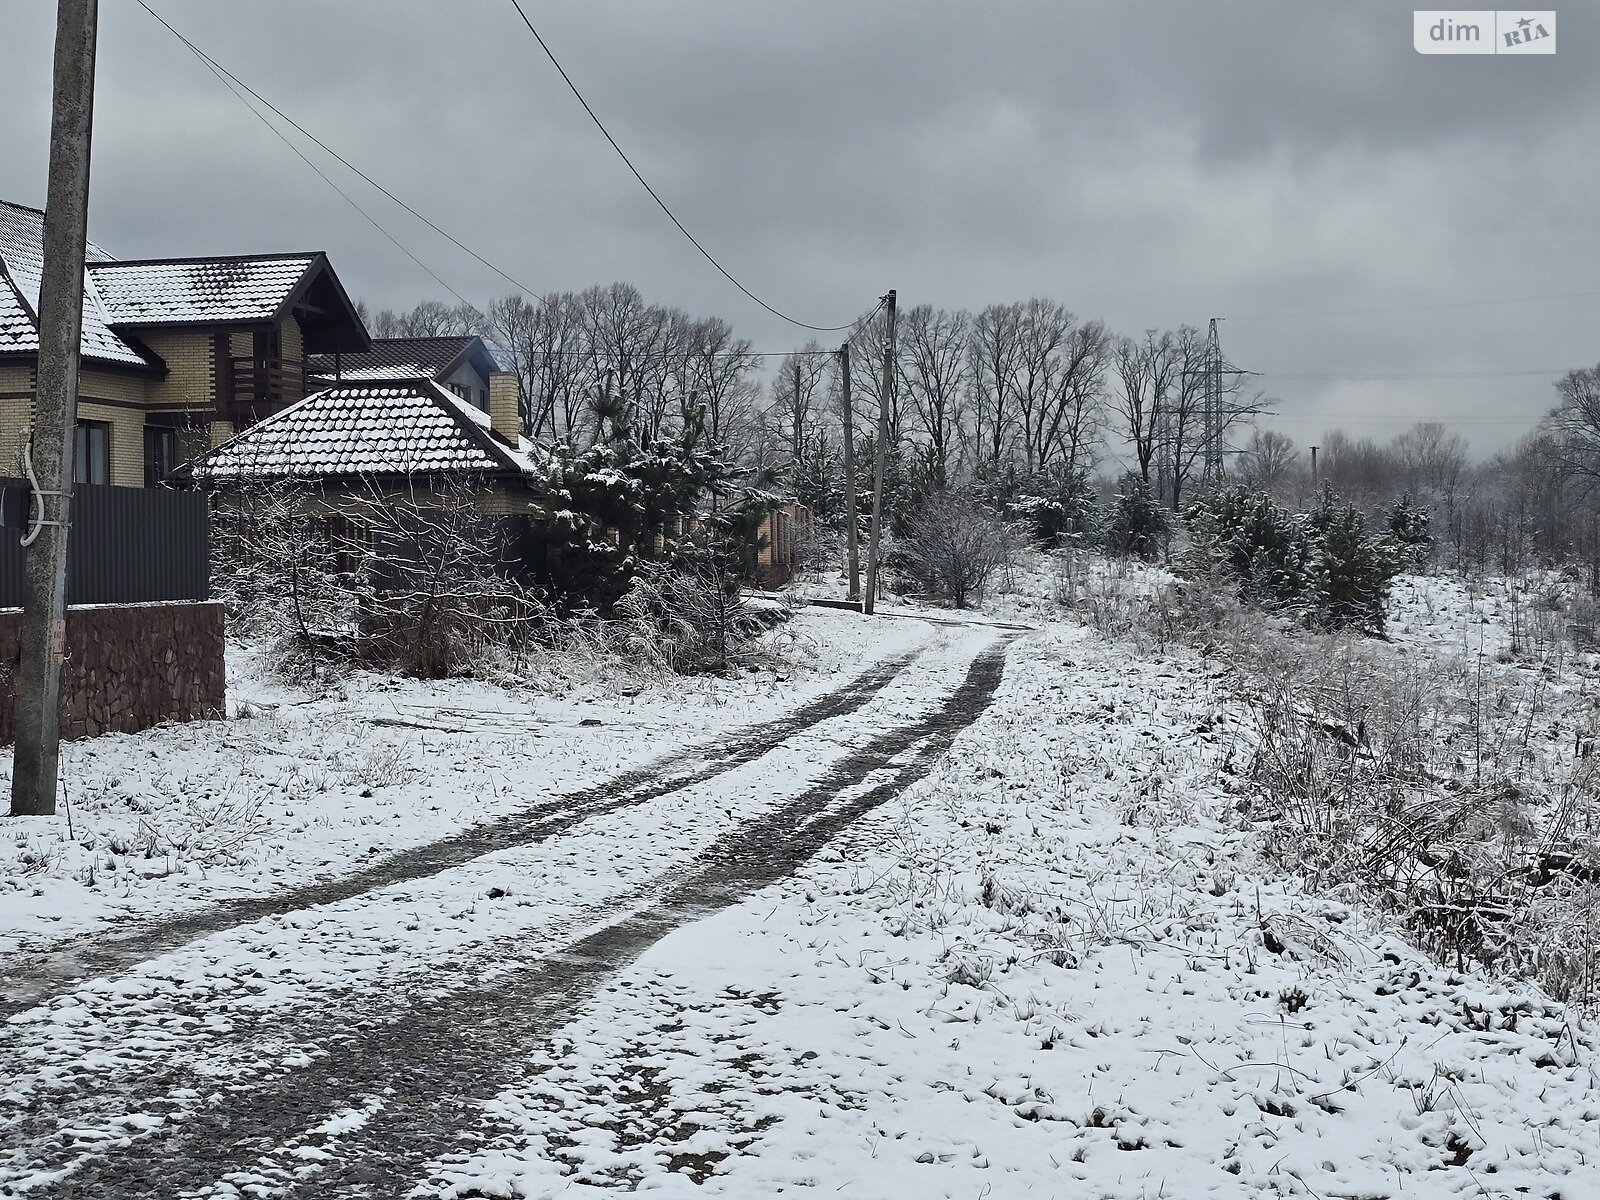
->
[145, 426, 177, 487]
[74, 420, 110, 486]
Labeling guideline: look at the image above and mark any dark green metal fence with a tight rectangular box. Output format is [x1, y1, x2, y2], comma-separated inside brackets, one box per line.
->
[0, 478, 209, 606]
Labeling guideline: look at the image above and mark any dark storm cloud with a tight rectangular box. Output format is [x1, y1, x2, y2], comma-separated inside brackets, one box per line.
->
[3, 0, 1597, 454]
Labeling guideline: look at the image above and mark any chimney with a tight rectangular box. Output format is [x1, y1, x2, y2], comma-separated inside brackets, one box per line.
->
[488, 371, 521, 445]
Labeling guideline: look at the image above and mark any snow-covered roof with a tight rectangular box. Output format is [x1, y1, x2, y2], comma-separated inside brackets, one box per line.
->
[0, 199, 155, 368]
[193, 378, 544, 484]
[1, 198, 359, 372]
[305, 336, 495, 383]
[87, 253, 319, 326]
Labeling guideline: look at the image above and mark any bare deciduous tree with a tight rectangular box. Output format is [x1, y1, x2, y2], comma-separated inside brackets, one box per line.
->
[1544, 365, 1600, 498]
[899, 493, 1016, 609]
[1394, 420, 1468, 498]
[898, 305, 969, 487]
[364, 299, 485, 340]
[1026, 309, 1109, 476]
[768, 340, 832, 465]
[1112, 329, 1181, 487]
[1240, 428, 1301, 496]
[968, 302, 1023, 471]
[677, 316, 762, 461]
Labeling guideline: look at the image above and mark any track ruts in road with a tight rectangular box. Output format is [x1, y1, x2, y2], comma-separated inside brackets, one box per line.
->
[26, 641, 1011, 1199]
[0, 649, 924, 1020]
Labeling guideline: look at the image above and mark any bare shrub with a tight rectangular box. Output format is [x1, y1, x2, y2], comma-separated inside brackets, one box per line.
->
[211, 478, 364, 648]
[1048, 544, 1087, 607]
[1075, 558, 1250, 657]
[610, 553, 769, 675]
[338, 742, 421, 790]
[1569, 588, 1600, 650]
[899, 492, 1017, 609]
[347, 483, 550, 679]
[1077, 558, 1146, 643]
[212, 477, 552, 680]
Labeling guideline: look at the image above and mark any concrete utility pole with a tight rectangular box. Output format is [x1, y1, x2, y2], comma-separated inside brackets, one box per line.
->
[11, 0, 98, 818]
[862, 289, 895, 616]
[837, 343, 860, 602]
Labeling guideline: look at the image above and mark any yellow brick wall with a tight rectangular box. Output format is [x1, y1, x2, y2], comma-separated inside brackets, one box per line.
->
[473, 486, 535, 515]
[271, 482, 533, 518]
[489, 372, 520, 444]
[77, 400, 145, 488]
[0, 361, 33, 473]
[210, 421, 235, 449]
[141, 330, 216, 410]
[0, 363, 34, 392]
[79, 369, 149, 405]
[281, 316, 303, 363]
[0, 398, 31, 475]
[377, 484, 522, 514]
[0, 369, 150, 485]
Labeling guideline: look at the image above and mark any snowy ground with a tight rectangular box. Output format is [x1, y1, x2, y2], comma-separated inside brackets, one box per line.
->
[0, 609, 1010, 1195]
[422, 620, 1600, 1199]
[2, 568, 1597, 1197]
[0, 607, 929, 956]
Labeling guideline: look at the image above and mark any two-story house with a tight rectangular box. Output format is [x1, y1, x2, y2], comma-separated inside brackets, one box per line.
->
[0, 198, 369, 488]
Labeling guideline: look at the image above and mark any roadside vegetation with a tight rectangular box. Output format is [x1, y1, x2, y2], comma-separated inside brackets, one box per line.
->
[202, 295, 1600, 1019]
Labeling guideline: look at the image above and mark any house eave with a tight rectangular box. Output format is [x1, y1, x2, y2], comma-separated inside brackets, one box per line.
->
[0, 348, 165, 380]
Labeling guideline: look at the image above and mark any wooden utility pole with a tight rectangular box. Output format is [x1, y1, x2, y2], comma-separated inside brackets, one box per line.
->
[837, 343, 860, 602]
[11, 0, 98, 818]
[791, 359, 802, 456]
[862, 289, 895, 616]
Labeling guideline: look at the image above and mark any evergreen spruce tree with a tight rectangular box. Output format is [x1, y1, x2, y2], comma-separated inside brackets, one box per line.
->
[1304, 488, 1399, 633]
[1107, 475, 1167, 562]
[792, 436, 841, 527]
[1385, 492, 1434, 568]
[1008, 466, 1101, 549]
[1183, 483, 1310, 607]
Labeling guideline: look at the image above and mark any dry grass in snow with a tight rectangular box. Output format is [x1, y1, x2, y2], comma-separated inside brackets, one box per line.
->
[423, 623, 1600, 1199]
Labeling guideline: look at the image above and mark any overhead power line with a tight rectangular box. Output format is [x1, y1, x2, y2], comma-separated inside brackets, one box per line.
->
[504, 0, 865, 334]
[521, 347, 852, 361]
[1267, 414, 1543, 425]
[1230, 287, 1600, 322]
[137, 1, 539, 306]
[1258, 367, 1566, 381]
[177, 49, 474, 309]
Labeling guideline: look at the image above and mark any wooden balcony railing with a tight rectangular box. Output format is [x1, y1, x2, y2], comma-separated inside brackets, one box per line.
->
[224, 357, 308, 418]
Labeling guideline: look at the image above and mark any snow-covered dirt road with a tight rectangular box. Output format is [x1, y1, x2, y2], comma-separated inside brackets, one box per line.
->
[422, 621, 1600, 1200]
[0, 621, 1011, 1197]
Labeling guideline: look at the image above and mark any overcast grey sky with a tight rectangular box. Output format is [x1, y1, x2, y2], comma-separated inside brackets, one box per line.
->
[3, 1, 1596, 455]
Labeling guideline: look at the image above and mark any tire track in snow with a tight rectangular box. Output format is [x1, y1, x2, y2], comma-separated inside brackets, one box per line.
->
[0, 647, 925, 1020]
[22, 640, 1012, 1199]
